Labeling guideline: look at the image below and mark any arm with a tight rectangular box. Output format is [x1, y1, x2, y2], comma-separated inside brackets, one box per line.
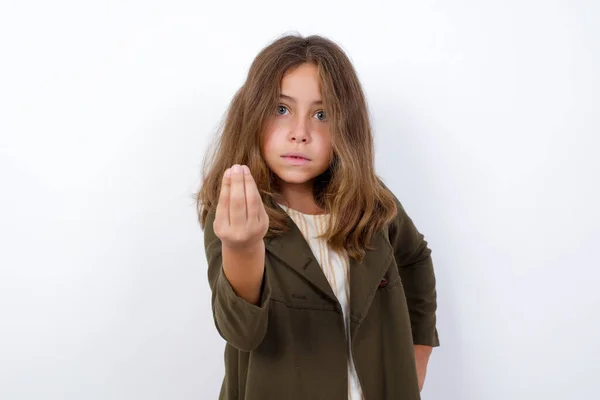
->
[386, 191, 439, 390]
[388, 194, 440, 348]
[414, 344, 432, 392]
[203, 165, 271, 352]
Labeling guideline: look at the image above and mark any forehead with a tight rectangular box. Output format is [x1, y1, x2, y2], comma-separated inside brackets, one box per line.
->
[280, 63, 322, 98]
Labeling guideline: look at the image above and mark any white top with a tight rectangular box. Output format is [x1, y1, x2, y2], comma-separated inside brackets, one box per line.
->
[277, 203, 364, 400]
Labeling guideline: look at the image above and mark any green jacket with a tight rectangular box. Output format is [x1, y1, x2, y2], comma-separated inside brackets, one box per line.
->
[203, 193, 439, 399]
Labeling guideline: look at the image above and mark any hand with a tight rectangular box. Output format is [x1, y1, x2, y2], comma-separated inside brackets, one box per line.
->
[414, 345, 432, 392]
[213, 164, 269, 252]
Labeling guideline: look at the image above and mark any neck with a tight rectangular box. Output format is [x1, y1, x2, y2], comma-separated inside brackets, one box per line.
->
[277, 180, 326, 215]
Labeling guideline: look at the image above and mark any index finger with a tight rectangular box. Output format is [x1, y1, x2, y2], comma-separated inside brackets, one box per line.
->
[243, 166, 261, 222]
[215, 168, 231, 226]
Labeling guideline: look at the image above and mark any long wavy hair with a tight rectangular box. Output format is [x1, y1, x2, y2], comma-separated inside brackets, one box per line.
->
[197, 33, 398, 262]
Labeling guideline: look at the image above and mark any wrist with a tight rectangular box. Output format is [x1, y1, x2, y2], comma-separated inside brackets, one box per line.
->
[222, 239, 265, 255]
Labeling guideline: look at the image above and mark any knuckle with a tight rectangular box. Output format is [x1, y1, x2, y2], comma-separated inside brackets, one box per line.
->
[246, 197, 257, 207]
[213, 222, 226, 238]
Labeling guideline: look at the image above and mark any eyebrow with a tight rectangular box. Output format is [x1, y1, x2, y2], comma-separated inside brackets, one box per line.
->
[280, 94, 323, 106]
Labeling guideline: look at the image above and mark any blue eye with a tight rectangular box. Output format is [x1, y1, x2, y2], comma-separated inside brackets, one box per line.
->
[277, 105, 289, 115]
[314, 110, 327, 121]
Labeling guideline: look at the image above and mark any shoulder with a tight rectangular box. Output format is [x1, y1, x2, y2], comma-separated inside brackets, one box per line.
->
[375, 179, 427, 259]
[376, 177, 408, 230]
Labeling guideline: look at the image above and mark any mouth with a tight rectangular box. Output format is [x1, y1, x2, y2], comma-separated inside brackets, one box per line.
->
[281, 154, 310, 165]
[281, 153, 311, 161]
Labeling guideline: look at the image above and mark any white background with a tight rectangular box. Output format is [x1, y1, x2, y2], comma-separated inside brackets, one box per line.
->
[1, 1, 599, 399]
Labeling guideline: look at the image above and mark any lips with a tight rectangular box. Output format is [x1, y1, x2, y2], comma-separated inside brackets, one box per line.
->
[281, 153, 310, 166]
[281, 152, 310, 160]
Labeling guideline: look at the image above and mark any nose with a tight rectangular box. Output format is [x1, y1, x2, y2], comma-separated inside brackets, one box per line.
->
[290, 117, 310, 143]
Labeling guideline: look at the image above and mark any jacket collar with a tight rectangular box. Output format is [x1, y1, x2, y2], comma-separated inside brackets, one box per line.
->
[264, 212, 393, 331]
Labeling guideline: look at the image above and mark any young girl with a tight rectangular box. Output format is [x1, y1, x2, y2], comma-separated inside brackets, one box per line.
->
[197, 34, 439, 400]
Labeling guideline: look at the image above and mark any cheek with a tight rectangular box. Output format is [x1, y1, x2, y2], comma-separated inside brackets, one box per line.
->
[263, 118, 290, 143]
[261, 127, 283, 161]
[314, 127, 332, 155]
[260, 121, 274, 145]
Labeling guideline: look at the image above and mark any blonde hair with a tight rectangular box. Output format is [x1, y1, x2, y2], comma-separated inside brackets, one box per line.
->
[197, 33, 398, 262]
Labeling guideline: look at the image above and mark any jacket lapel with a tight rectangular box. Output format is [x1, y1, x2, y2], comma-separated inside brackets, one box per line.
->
[348, 229, 394, 337]
[265, 213, 394, 336]
[264, 214, 338, 304]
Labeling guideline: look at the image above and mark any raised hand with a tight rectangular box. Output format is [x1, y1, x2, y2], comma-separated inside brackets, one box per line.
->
[213, 164, 270, 252]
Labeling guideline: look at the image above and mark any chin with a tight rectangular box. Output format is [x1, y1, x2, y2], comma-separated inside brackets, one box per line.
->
[274, 170, 317, 185]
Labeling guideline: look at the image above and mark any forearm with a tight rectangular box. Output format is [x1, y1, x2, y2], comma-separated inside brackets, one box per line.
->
[400, 256, 439, 346]
[414, 344, 432, 392]
[222, 240, 265, 305]
[205, 211, 271, 352]
[414, 344, 432, 362]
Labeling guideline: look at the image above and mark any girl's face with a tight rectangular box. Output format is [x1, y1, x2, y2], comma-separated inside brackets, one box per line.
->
[261, 62, 333, 193]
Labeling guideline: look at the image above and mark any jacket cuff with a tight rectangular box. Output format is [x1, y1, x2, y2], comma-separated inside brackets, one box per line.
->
[216, 264, 271, 310]
[213, 264, 271, 351]
[412, 324, 440, 347]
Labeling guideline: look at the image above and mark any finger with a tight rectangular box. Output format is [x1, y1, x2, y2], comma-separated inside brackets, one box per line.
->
[260, 198, 269, 223]
[215, 168, 231, 225]
[242, 165, 260, 222]
[229, 164, 247, 226]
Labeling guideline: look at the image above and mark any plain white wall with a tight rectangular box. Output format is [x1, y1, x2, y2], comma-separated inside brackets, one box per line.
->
[1, 1, 598, 399]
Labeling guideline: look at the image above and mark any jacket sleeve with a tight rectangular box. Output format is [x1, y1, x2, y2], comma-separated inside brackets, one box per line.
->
[387, 192, 440, 347]
[203, 210, 271, 352]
